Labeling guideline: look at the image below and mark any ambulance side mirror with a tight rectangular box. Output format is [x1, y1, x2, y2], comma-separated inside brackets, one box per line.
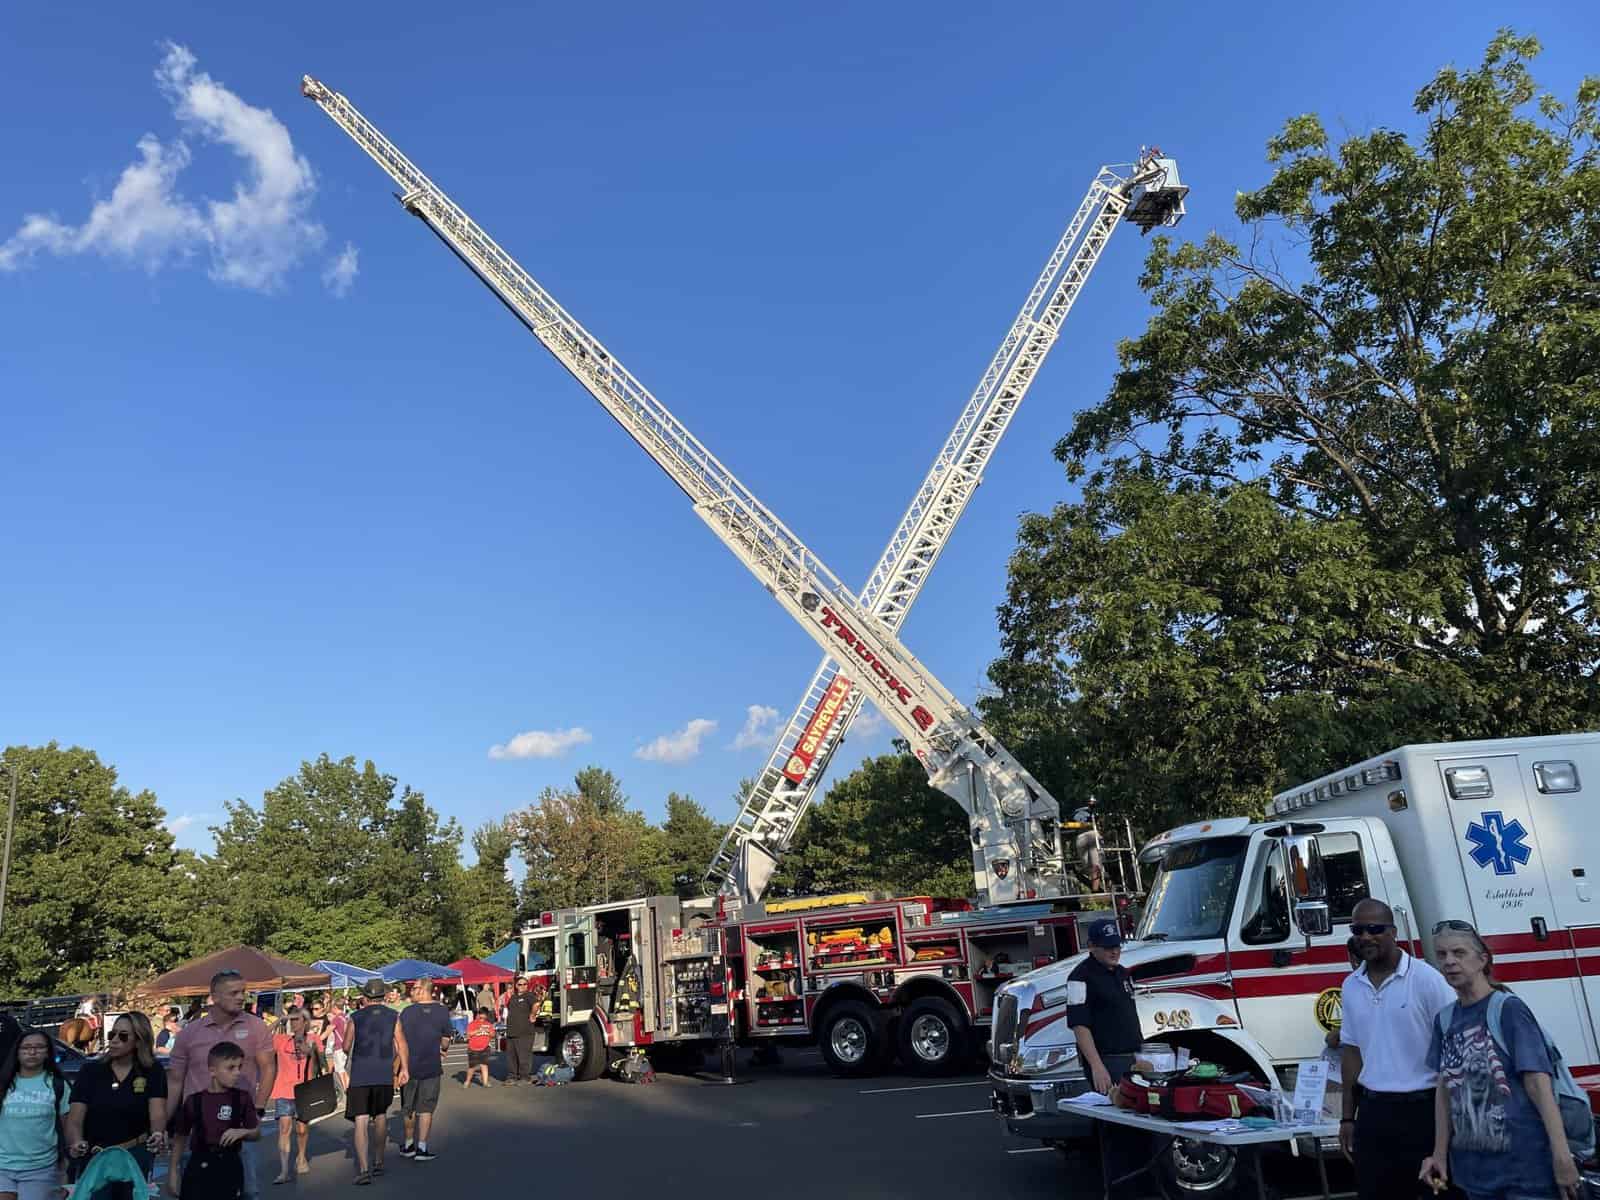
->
[1284, 833, 1332, 938]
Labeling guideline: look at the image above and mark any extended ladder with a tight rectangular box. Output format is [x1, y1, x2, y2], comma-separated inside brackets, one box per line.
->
[705, 154, 1186, 903]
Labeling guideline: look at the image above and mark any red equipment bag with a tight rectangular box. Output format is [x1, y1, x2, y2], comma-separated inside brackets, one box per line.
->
[1116, 1071, 1268, 1120]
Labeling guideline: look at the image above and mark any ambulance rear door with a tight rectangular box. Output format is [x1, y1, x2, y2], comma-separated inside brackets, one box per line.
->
[1437, 753, 1593, 1063]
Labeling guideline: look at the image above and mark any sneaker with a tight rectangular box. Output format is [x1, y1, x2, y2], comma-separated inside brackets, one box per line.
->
[414, 1150, 436, 1162]
[400, 1144, 416, 1158]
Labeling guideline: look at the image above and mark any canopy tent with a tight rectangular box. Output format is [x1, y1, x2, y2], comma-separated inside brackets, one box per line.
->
[484, 942, 521, 973]
[376, 958, 462, 983]
[444, 958, 514, 986]
[310, 961, 382, 990]
[138, 947, 329, 998]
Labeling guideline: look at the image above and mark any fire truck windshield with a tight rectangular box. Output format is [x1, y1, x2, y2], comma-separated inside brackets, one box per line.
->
[1135, 836, 1247, 943]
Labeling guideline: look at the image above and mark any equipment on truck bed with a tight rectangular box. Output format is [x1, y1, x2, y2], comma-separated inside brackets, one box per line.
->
[301, 75, 1178, 908]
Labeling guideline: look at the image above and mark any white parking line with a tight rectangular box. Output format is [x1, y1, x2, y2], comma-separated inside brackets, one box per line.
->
[914, 1108, 992, 1119]
[860, 1080, 990, 1095]
[1007, 1147, 1054, 1155]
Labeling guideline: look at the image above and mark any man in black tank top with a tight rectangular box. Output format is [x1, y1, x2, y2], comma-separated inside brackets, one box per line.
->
[340, 981, 410, 1185]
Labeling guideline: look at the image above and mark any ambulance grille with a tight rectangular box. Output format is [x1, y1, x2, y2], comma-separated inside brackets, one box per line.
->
[993, 992, 1019, 1052]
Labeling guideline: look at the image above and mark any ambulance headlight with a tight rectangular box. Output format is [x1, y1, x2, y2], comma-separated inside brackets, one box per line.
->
[1017, 1043, 1079, 1075]
[1533, 761, 1580, 794]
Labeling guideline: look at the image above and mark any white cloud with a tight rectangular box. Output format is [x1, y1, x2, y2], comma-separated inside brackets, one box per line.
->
[635, 718, 717, 764]
[488, 727, 593, 760]
[730, 704, 779, 751]
[323, 242, 358, 297]
[0, 42, 332, 291]
[852, 703, 888, 738]
[165, 813, 199, 835]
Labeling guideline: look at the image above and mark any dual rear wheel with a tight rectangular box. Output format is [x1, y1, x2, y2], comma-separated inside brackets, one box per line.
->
[815, 996, 968, 1077]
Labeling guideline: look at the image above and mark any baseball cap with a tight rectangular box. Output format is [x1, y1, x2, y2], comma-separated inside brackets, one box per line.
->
[1087, 919, 1123, 948]
[361, 978, 388, 999]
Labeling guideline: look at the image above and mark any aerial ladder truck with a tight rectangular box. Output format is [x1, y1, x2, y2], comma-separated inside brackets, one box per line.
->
[703, 156, 1186, 906]
[302, 76, 1184, 910]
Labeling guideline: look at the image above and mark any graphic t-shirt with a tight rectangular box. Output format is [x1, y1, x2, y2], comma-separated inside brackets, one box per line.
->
[1426, 992, 1558, 1196]
[173, 1088, 257, 1151]
[0, 1073, 69, 1170]
[71, 1058, 168, 1146]
[466, 1020, 494, 1052]
[398, 1004, 454, 1080]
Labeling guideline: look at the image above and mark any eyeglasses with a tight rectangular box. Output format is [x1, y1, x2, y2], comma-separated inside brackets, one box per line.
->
[108, 1031, 133, 1042]
[1433, 919, 1478, 935]
[1350, 923, 1394, 936]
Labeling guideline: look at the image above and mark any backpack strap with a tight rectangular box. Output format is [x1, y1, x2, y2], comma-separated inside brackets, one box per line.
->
[1435, 1000, 1460, 1042]
[1485, 990, 1510, 1056]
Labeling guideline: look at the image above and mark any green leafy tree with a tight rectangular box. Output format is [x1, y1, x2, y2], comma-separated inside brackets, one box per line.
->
[200, 754, 467, 964]
[513, 784, 658, 911]
[463, 819, 520, 955]
[0, 744, 189, 995]
[984, 33, 1600, 832]
[773, 753, 971, 898]
[652, 793, 726, 898]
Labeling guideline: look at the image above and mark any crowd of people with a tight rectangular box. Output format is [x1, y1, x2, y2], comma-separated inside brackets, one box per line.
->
[0, 968, 523, 1200]
[1067, 898, 1586, 1200]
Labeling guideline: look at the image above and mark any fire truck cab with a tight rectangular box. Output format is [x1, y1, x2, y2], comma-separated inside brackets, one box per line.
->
[990, 733, 1600, 1194]
[520, 894, 731, 1080]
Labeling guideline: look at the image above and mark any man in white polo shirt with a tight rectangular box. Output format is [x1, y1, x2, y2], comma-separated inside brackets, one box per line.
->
[1339, 897, 1456, 1199]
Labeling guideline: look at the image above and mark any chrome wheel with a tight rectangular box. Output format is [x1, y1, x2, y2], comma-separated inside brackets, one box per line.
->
[829, 1016, 869, 1065]
[1166, 1139, 1236, 1192]
[909, 1013, 951, 1063]
[559, 1029, 587, 1068]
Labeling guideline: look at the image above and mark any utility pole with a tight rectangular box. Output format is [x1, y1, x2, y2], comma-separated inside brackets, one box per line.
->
[0, 760, 16, 936]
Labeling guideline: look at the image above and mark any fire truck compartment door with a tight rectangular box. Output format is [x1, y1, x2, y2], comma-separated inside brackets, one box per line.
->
[561, 913, 599, 1020]
[1439, 754, 1594, 1063]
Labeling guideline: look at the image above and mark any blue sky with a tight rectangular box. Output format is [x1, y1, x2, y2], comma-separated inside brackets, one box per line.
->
[3, 3, 1594, 861]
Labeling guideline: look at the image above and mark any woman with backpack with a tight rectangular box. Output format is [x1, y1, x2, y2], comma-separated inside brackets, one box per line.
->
[0, 1028, 71, 1200]
[1419, 921, 1584, 1200]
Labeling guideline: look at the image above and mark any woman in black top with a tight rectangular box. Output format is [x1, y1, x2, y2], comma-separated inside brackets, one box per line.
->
[64, 1012, 168, 1189]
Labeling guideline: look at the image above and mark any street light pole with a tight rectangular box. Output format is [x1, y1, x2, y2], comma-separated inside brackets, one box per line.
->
[0, 761, 17, 936]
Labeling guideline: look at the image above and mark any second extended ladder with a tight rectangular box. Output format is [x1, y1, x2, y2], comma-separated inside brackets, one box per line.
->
[706, 153, 1187, 903]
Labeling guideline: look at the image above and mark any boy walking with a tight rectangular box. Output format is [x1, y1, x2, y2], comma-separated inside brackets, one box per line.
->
[167, 1043, 260, 1200]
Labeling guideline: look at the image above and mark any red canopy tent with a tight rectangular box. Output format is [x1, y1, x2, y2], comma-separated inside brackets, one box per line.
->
[446, 958, 513, 1006]
[446, 958, 514, 985]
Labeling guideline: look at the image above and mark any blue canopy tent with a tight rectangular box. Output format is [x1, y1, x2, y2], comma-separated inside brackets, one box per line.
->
[376, 958, 462, 983]
[484, 942, 522, 972]
[311, 960, 382, 990]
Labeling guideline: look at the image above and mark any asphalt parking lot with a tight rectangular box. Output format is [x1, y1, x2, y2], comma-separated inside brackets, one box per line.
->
[261, 1045, 1354, 1199]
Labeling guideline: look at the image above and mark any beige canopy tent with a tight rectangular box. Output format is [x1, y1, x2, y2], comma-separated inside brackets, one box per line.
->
[137, 946, 330, 998]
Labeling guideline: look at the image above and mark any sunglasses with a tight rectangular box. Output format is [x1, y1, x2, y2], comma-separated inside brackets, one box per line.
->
[108, 1030, 134, 1042]
[1350, 923, 1394, 936]
[1432, 919, 1478, 935]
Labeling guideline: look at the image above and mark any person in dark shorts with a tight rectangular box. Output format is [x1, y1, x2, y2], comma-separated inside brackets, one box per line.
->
[397, 981, 453, 1162]
[463, 1010, 494, 1089]
[340, 980, 409, 1186]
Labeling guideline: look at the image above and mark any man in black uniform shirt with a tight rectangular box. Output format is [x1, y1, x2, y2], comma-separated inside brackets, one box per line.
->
[1068, 919, 1149, 1198]
[503, 976, 537, 1086]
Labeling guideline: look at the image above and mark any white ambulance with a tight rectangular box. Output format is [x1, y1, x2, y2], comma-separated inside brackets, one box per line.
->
[989, 733, 1600, 1195]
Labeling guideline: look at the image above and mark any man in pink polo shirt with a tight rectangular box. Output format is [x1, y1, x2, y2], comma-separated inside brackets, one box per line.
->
[167, 970, 276, 1200]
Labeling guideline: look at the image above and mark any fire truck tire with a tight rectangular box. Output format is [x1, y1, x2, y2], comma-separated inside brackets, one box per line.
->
[896, 996, 967, 1075]
[557, 1021, 606, 1081]
[816, 1001, 889, 1077]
